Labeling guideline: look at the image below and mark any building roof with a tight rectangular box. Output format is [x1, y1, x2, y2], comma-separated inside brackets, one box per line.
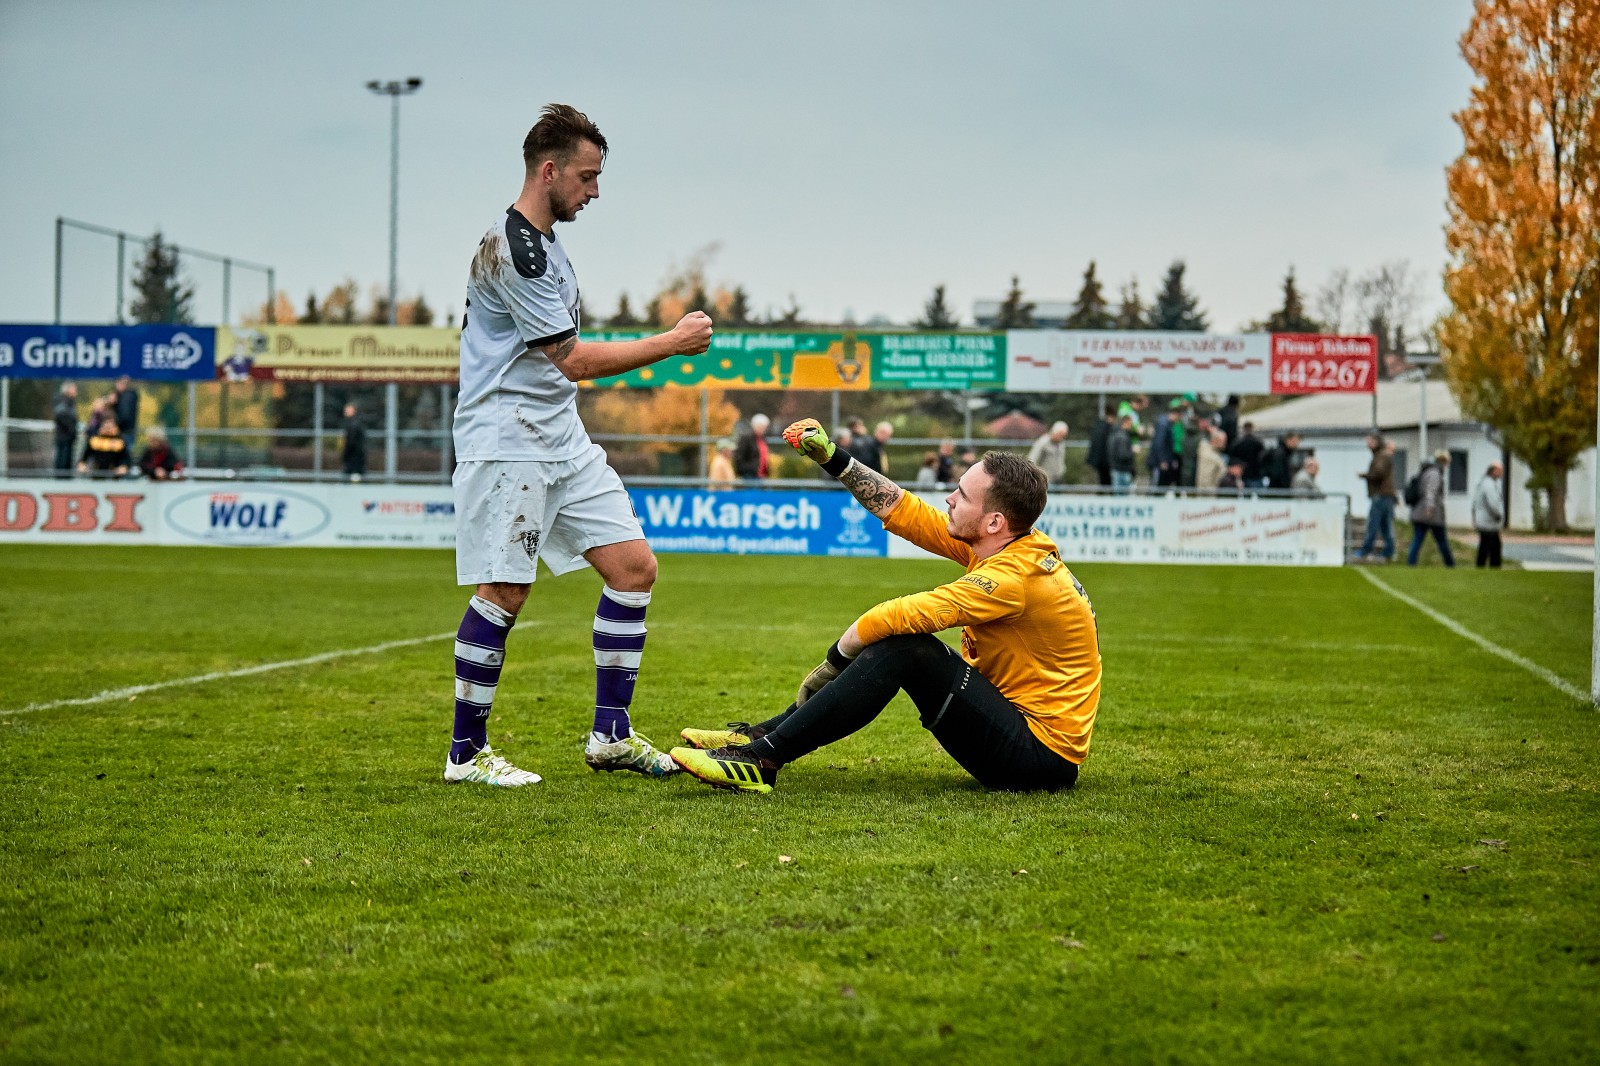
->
[1246, 380, 1481, 434]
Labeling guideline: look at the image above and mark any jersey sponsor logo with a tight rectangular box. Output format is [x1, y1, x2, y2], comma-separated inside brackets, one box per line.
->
[959, 573, 999, 594]
[1039, 552, 1060, 572]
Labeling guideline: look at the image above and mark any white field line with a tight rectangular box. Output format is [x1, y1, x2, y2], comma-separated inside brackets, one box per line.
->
[1354, 567, 1589, 704]
[2, 630, 459, 717]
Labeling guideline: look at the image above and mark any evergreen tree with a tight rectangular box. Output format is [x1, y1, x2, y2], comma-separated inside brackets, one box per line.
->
[1065, 261, 1114, 329]
[994, 275, 1034, 328]
[1265, 267, 1321, 332]
[644, 296, 663, 328]
[608, 293, 641, 327]
[685, 284, 711, 315]
[1148, 260, 1207, 331]
[1115, 277, 1149, 330]
[127, 232, 195, 324]
[915, 284, 957, 330]
[298, 293, 321, 324]
[773, 295, 804, 326]
[724, 286, 753, 327]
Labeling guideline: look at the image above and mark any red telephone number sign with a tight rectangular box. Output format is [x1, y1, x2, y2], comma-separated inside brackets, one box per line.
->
[1269, 334, 1377, 394]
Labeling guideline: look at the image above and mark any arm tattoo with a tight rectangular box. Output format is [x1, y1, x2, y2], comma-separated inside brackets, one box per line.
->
[541, 335, 579, 364]
[839, 460, 904, 518]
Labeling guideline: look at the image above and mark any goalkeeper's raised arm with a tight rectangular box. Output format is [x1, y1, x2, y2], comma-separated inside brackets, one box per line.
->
[782, 418, 903, 518]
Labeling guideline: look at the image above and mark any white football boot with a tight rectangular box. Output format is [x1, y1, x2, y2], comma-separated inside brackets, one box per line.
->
[584, 731, 680, 777]
[443, 744, 542, 787]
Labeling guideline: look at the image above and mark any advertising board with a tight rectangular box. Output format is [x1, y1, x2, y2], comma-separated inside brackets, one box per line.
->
[0, 325, 215, 381]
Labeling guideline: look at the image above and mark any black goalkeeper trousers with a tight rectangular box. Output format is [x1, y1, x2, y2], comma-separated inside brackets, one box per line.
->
[755, 634, 1079, 792]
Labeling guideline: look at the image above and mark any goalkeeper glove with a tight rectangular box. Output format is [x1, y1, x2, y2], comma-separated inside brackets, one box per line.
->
[783, 418, 852, 477]
[796, 640, 855, 707]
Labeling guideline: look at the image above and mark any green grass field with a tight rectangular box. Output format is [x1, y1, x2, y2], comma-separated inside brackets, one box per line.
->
[1, 546, 1597, 1064]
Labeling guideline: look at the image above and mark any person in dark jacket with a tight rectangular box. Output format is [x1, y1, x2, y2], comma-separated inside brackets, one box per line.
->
[1216, 395, 1240, 449]
[1146, 410, 1179, 487]
[79, 417, 129, 477]
[1085, 413, 1114, 487]
[1263, 432, 1302, 490]
[1226, 421, 1266, 488]
[1353, 433, 1397, 562]
[734, 413, 770, 479]
[1406, 450, 1454, 567]
[341, 403, 368, 481]
[52, 382, 78, 476]
[1109, 415, 1136, 493]
[137, 425, 183, 480]
[112, 375, 140, 455]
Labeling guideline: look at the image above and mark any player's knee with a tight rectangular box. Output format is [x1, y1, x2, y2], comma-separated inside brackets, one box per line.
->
[476, 582, 529, 617]
[608, 553, 657, 593]
[857, 633, 944, 668]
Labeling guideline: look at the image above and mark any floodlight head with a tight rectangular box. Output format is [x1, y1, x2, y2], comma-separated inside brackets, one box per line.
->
[406, 77, 422, 90]
[365, 80, 382, 91]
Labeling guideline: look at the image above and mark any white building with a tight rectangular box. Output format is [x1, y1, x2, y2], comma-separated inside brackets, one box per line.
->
[1245, 379, 1595, 531]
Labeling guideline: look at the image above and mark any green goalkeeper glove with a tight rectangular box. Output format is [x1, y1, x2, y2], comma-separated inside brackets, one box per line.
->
[783, 418, 852, 476]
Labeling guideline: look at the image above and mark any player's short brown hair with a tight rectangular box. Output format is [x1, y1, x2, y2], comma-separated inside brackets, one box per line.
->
[980, 451, 1048, 534]
[522, 104, 607, 170]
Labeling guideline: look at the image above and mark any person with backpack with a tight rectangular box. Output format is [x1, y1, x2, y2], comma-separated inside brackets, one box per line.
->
[1353, 434, 1396, 562]
[1406, 449, 1455, 567]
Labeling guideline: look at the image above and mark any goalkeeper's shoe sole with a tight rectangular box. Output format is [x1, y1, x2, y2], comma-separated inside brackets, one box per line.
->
[670, 746, 778, 793]
[680, 725, 753, 749]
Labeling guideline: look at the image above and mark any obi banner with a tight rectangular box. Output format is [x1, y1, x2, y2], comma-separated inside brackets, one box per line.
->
[216, 326, 461, 384]
[585, 330, 1004, 391]
[1005, 331, 1377, 396]
[890, 492, 1349, 566]
[0, 325, 215, 381]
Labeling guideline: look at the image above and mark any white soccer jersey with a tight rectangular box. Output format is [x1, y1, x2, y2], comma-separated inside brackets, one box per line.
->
[453, 207, 588, 462]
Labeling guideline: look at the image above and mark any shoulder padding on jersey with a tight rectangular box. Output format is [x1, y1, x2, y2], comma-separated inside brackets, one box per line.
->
[504, 208, 551, 280]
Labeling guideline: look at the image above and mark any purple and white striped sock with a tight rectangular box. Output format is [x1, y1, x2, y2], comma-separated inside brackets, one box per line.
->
[592, 586, 650, 741]
[449, 595, 513, 764]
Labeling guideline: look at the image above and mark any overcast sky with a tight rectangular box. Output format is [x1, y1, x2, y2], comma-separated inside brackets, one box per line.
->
[0, 0, 1473, 334]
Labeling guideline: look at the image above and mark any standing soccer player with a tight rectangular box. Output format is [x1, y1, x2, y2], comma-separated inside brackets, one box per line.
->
[445, 104, 713, 787]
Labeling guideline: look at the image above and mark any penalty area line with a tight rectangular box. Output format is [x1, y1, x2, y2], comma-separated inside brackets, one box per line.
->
[1, 630, 461, 717]
[1353, 567, 1589, 704]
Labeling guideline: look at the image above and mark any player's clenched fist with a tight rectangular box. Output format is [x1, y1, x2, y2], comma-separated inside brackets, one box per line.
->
[783, 418, 836, 464]
[671, 311, 714, 355]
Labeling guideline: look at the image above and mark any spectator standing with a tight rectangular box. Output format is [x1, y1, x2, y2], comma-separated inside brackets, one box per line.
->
[1406, 450, 1455, 567]
[341, 403, 368, 481]
[851, 421, 891, 474]
[952, 446, 978, 482]
[1264, 432, 1303, 490]
[84, 395, 110, 439]
[1028, 421, 1069, 485]
[935, 439, 956, 484]
[1218, 459, 1245, 495]
[914, 452, 939, 487]
[1353, 433, 1397, 562]
[1216, 394, 1240, 449]
[51, 383, 78, 477]
[80, 417, 129, 477]
[1147, 407, 1179, 487]
[1179, 408, 1207, 488]
[1196, 428, 1226, 492]
[1472, 461, 1504, 569]
[707, 437, 736, 490]
[1109, 415, 1136, 493]
[1116, 395, 1148, 434]
[112, 375, 140, 456]
[1291, 457, 1321, 497]
[1085, 414, 1113, 487]
[1227, 421, 1267, 489]
[137, 425, 183, 480]
[735, 413, 770, 479]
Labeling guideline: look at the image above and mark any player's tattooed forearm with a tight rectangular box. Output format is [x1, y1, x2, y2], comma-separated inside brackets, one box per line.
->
[839, 462, 903, 515]
[542, 336, 578, 364]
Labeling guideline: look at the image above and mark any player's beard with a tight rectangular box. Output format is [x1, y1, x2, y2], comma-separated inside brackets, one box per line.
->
[548, 187, 583, 223]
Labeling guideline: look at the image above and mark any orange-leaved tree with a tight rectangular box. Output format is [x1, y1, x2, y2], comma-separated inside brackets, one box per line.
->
[1440, 0, 1599, 531]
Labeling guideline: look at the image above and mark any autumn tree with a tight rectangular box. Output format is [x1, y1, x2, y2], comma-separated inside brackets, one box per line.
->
[1148, 261, 1207, 331]
[1065, 261, 1114, 329]
[994, 275, 1035, 328]
[916, 284, 957, 329]
[1115, 278, 1149, 330]
[1440, 0, 1599, 531]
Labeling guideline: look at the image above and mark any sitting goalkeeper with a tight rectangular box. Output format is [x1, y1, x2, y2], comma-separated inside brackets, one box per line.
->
[670, 419, 1101, 793]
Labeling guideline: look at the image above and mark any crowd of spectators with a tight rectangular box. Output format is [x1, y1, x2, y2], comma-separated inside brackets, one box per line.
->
[51, 377, 187, 482]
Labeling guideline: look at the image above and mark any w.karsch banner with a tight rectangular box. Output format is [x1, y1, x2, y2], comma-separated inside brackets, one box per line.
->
[627, 487, 888, 557]
[0, 325, 215, 381]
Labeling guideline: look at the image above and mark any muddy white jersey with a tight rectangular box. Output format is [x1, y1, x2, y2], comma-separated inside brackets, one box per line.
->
[453, 207, 587, 462]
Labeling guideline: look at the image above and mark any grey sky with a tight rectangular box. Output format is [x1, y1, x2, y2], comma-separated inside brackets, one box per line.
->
[0, 0, 1473, 334]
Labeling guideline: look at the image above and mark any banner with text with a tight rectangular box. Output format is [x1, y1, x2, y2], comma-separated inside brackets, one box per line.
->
[216, 326, 461, 384]
[628, 487, 887, 557]
[890, 491, 1348, 566]
[0, 324, 215, 381]
[1005, 331, 1377, 395]
[585, 330, 1004, 391]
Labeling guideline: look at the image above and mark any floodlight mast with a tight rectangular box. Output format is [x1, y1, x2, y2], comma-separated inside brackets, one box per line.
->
[365, 77, 423, 481]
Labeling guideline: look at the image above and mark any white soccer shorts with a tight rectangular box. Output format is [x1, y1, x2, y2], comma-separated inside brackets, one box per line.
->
[453, 443, 645, 586]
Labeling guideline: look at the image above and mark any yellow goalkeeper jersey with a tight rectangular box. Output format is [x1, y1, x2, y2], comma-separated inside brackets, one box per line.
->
[853, 493, 1102, 763]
